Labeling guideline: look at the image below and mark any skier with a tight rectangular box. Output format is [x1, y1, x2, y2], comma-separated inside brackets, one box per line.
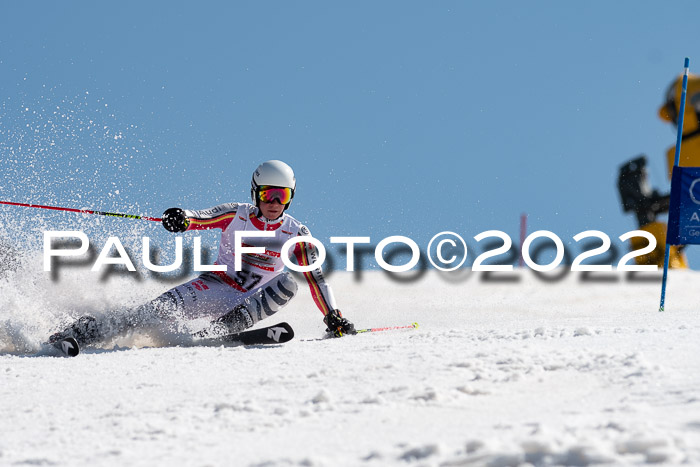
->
[48, 160, 355, 355]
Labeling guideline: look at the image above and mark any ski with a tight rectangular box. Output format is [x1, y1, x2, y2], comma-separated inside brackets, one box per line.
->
[194, 322, 295, 346]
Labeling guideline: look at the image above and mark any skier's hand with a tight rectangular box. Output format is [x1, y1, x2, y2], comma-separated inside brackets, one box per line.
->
[162, 207, 190, 232]
[324, 309, 356, 337]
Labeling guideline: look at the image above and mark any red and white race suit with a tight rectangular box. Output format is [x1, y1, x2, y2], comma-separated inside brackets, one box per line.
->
[176, 202, 337, 319]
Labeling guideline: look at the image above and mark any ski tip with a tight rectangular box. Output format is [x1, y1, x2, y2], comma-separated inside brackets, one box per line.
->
[411, 322, 419, 329]
[57, 337, 80, 357]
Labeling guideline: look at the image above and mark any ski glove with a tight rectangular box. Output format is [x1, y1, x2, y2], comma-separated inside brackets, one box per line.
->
[162, 207, 190, 232]
[324, 309, 356, 337]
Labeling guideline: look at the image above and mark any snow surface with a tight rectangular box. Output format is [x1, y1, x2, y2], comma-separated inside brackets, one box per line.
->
[1, 262, 700, 466]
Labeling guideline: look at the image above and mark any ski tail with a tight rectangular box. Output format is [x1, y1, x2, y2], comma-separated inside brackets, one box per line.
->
[236, 322, 294, 345]
[195, 322, 295, 346]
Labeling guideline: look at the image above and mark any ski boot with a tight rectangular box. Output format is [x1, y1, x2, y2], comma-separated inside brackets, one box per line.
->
[48, 316, 102, 356]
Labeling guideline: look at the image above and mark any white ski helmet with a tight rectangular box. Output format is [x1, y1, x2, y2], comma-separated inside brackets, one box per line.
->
[251, 160, 296, 209]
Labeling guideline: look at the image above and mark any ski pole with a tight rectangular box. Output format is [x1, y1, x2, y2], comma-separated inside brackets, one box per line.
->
[356, 322, 419, 333]
[0, 200, 162, 222]
[300, 323, 419, 341]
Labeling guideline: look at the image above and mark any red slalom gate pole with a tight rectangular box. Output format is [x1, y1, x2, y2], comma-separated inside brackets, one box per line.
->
[356, 323, 419, 334]
[0, 200, 162, 222]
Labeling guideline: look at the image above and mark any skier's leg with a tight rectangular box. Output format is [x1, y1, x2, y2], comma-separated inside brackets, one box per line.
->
[47, 287, 183, 347]
[48, 274, 241, 347]
[197, 272, 298, 337]
[48, 272, 298, 346]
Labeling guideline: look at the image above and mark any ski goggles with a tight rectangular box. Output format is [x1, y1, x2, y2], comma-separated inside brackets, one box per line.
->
[258, 186, 293, 204]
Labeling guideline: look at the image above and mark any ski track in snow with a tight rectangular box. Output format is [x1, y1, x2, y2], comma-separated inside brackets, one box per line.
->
[1, 265, 700, 466]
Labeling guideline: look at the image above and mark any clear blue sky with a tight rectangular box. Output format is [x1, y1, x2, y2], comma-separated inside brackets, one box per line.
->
[2, 1, 700, 269]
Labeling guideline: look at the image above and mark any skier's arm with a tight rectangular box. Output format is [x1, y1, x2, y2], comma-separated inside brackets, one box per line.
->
[162, 203, 239, 232]
[292, 225, 338, 314]
[292, 225, 356, 337]
[184, 203, 239, 231]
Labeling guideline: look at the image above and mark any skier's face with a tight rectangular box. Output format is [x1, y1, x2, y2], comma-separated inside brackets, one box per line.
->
[259, 199, 285, 220]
